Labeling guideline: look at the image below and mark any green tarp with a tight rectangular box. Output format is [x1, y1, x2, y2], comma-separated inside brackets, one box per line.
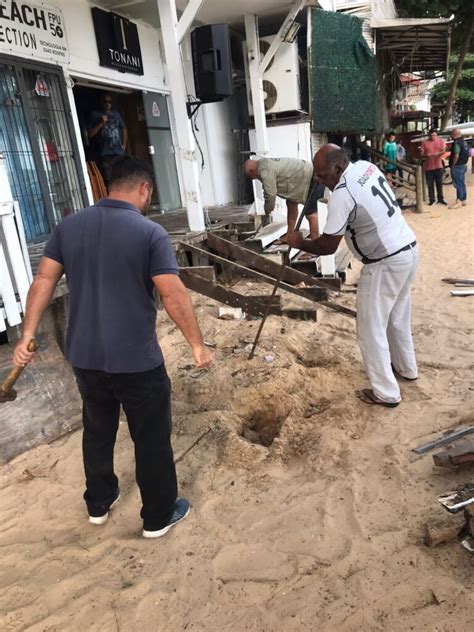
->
[310, 9, 381, 134]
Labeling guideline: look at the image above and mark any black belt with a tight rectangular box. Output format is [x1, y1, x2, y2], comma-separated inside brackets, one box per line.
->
[362, 241, 417, 265]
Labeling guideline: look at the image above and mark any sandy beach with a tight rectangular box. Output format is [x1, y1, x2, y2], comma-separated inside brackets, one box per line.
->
[1, 181, 473, 631]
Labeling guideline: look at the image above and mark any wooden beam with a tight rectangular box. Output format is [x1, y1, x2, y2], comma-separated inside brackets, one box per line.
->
[181, 241, 328, 302]
[181, 241, 356, 318]
[180, 269, 317, 321]
[207, 233, 337, 291]
[180, 266, 215, 281]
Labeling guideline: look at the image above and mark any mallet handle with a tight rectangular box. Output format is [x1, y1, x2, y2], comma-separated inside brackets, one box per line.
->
[1, 339, 38, 394]
[248, 183, 318, 360]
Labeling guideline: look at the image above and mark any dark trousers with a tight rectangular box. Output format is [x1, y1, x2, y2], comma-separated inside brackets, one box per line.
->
[73, 364, 177, 531]
[425, 168, 444, 203]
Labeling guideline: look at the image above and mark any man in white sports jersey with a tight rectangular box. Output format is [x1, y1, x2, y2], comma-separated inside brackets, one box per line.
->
[287, 144, 419, 407]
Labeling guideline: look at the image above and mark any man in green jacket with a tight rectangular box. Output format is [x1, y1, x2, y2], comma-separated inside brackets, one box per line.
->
[244, 157, 322, 240]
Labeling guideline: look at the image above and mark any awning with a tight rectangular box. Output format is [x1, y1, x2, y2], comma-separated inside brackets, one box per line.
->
[371, 17, 453, 75]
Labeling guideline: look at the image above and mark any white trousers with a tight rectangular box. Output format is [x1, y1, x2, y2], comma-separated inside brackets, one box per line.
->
[356, 246, 419, 403]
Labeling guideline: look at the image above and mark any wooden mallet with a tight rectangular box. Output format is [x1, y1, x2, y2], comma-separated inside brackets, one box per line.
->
[0, 339, 38, 403]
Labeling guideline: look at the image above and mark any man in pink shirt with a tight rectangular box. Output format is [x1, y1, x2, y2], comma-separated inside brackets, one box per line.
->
[420, 128, 447, 206]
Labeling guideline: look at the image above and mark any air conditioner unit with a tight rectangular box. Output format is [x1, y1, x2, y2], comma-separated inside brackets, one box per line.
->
[243, 36, 302, 115]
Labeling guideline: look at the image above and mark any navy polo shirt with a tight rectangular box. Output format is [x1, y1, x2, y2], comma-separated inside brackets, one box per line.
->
[44, 199, 179, 373]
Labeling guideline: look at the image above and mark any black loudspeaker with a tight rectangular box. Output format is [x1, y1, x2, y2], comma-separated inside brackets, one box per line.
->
[191, 24, 233, 102]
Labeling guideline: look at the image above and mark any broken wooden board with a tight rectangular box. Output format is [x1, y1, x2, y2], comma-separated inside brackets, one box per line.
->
[433, 442, 474, 467]
[180, 269, 317, 321]
[424, 515, 466, 547]
[181, 242, 329, 302]
[180, 266, 215, 281]
[207, 233, 337, 291]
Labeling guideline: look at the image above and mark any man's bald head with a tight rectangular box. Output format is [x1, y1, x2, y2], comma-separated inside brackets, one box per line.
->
[313, 144, 350, 191]
[451, 128, 462, 139]
[243, 159, 259, 180]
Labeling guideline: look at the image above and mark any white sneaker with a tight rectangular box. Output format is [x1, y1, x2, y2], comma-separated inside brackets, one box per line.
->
[88, 493, 121, 525]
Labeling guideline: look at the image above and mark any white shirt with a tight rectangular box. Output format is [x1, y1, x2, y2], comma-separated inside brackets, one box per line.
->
[324, 161, 416, 262]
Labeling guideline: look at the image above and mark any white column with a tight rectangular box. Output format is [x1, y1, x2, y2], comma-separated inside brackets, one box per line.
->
[244, 14, 269, 155]
[156, 0, 205, 232]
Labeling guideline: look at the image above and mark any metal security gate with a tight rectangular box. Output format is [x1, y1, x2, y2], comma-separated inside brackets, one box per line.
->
[0, 57, 87, 241]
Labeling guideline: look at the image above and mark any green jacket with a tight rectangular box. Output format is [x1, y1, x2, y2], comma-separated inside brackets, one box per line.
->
[257, 157, 313, 214]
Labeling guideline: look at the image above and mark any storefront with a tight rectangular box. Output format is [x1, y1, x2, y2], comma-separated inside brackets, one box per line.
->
[0, 0, 183, 243]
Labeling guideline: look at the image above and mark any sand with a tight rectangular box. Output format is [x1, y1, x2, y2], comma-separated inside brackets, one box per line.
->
[1, 182, 473, 631]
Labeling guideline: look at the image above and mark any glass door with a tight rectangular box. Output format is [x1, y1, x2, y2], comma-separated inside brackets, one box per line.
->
[0, 63, 50, 240]
[142, 92, 182, 212]
[0, 58, 87, 241]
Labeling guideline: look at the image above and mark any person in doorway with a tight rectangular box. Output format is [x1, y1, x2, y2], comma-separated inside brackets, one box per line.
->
[396, 139, 406, 183]
[243, 157, 322, 241]
[88, 93, 128, 189]
[420, 129, 447, 206]
[448, 128, 469, 209]
[286, 144, 419, 407]
[13, 156, 213, 538]
[383, 131, 397, 187]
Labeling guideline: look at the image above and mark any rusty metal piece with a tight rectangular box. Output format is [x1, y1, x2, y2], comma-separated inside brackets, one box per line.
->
[0, 339, 38, 404]
[433, 442, 474, 467]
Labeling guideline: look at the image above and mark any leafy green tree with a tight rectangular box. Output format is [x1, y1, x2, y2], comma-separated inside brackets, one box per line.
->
[431, 53, 474, 122]
[395, 1, 474, 127]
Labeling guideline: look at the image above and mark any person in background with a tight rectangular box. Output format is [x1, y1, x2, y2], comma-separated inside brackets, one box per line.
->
[420, 129, 447, 206]
[14, 156, 213, 539]
[243, 158, 322, 241]
[286, 145, 419, 408]
[383, 131, 397, 187]
[88, 93, 128, 189]
[449, 128, 469, 209]
[396, 139, 406, 183]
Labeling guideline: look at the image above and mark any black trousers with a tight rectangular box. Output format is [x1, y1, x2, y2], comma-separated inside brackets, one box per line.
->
[73, 364, 177, 531]
[425, 168, 444, 203]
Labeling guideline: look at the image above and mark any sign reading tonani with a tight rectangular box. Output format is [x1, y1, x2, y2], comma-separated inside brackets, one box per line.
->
[0, 1, 68, 63]
[91, 7, 144, 76]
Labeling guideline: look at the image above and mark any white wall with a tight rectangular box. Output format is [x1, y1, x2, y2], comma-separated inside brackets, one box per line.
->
[62, 0, 167, 92]
[181, 32, 239, 208]
[249, 122, 312, 161]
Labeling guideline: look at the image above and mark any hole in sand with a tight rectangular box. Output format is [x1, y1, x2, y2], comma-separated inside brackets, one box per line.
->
[239, 407, 288, 447]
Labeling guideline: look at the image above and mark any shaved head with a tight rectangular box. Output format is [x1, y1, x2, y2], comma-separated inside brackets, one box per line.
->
[243, 159, 259, 179]
[313, 144, 349, 191]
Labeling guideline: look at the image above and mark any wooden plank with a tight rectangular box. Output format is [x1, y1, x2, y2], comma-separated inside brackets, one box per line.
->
[433, 442, 474, 467]
[179, 266, 215, 281]
[180, 269, 317, 321]
[251, 295, 282, 307]
[207, 233, 336, 291]
[181, 242, 329, 302]
[182, 241, 356, 318]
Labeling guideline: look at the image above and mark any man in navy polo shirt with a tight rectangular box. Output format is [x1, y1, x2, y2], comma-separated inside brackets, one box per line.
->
[14, 156, 213, 538]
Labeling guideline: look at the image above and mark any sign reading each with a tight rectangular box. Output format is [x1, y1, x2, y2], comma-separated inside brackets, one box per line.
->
[0, 0, 68, 63]
[91, 7, 144, 76]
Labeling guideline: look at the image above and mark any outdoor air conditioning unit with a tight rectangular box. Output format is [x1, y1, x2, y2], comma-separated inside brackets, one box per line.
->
[243, 36, 302, 115]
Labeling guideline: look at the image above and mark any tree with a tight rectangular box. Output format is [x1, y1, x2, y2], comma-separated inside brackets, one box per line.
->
[395, 1, 474, 128]
[431, 54, 474, 122]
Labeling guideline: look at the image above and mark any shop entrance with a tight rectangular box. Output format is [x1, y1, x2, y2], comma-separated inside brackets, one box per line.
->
[73, 84, 182, 212]
[0, 58, 87, 241]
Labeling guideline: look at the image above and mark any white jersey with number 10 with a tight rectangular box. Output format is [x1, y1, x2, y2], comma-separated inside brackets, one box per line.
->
[323, 161, 416, 262]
